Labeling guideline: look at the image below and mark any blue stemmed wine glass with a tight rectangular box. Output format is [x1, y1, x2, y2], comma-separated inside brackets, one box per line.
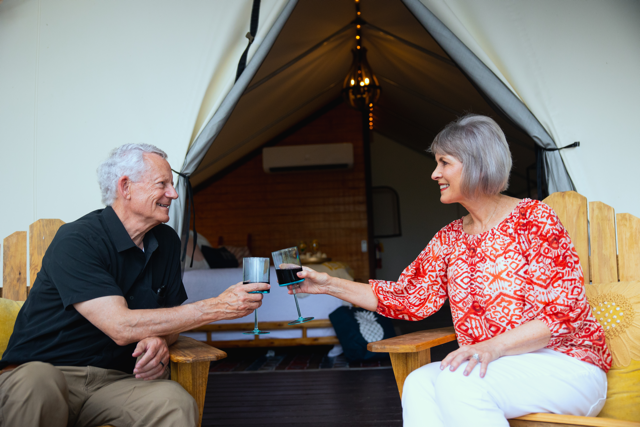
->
[242, 257, 271, 335]
[271, 247, 314, 325]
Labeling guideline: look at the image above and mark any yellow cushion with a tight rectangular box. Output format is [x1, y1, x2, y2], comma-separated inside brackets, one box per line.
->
[0, 298, 24, 359]
[585, 281, 640, 422]
[597, 359, 640, 421]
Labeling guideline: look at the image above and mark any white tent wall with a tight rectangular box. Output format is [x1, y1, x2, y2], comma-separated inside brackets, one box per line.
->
[418, 0, 640, 217]
[169, 0, 295, 237]
[0, 0, 289, 281]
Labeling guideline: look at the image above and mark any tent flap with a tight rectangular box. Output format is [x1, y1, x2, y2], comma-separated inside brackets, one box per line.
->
[404, 0, 575, 195]
[168, 0, 298, 234]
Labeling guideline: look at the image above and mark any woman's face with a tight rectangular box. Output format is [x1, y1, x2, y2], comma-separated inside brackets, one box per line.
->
[431, 153, 464, 204]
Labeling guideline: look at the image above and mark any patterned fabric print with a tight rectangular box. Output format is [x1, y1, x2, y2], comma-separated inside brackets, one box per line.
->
[371, 199, 611, 372]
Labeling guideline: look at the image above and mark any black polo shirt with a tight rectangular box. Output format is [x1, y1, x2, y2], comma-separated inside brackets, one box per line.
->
[0, 206, 187, 373]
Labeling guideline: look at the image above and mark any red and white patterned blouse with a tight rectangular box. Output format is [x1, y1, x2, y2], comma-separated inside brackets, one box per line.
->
[371, 199, 611, 372]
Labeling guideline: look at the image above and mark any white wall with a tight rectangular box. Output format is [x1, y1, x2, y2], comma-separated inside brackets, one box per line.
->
[0, 0, 289, 281]
[422, 0, 640, 217]
[371, 132, 460, 281]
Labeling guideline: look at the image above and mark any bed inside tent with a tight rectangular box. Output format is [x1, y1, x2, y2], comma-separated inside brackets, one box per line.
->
[178, 0, 544, 346]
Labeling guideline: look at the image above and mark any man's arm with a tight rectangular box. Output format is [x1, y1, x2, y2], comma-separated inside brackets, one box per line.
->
[73, 281, 269, 346]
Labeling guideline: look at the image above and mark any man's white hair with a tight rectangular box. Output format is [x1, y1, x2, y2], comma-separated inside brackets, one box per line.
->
[96, 143, 168, 206]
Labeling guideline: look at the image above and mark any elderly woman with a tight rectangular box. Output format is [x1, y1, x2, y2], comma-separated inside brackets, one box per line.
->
[294, 115, 610, 426]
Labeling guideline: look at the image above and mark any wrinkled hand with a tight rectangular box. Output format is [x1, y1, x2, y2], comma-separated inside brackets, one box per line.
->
[205, 282, 268, 320]
[287, 267, 332, 295]
[440, 341, 502, 378]
[132, 336, 170, 380]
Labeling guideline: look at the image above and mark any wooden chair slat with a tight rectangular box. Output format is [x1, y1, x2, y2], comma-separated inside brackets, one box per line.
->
[544, 191, 589, 283]
[2, 231, 28, 301]
[589, 201, 618, 284]
[617, 212, 640, 281]
[28, 219, 64, 288]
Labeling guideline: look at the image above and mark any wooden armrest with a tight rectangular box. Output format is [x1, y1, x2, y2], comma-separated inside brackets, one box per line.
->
[511, 413, 640, 426]
[169, 335, 227, 364]
[367, 326, 456, 353]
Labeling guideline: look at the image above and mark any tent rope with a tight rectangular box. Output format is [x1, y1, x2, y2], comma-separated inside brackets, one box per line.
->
[539, 141, 580, 152]
[236, 0, 261, 81]
[536, 142, 579, 199]
[172, 169, 197, 268]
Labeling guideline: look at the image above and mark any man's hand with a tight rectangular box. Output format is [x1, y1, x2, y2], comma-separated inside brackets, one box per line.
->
[132, 336, 170, 380]
[196, 282, 269, 320]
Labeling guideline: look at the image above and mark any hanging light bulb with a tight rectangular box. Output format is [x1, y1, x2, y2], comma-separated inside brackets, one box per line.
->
[342, 46, 381, 110]
[342, 0, 381, 114]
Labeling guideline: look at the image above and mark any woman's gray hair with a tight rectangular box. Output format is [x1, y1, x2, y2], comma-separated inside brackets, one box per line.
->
[97, 143, 168, 206]
[429, 114, 512, 197]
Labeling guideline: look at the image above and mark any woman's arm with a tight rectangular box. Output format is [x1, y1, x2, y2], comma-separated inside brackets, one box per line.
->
[295, 227, 452, 319]
[293, 268, 379, 311]
[441, 319, 551, 378]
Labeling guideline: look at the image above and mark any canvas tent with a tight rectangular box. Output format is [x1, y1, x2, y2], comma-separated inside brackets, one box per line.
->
[1, 0, 639, 255]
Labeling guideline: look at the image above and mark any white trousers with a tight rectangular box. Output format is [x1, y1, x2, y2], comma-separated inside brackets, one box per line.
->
[402, 349, 607, 427]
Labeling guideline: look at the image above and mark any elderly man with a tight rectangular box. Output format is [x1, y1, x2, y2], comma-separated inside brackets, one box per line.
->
[0, 144, 269, 427]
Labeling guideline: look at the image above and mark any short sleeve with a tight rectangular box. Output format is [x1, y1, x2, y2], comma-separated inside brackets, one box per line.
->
[371, 228, 451, 321]
[520, 202, 588, 340]
[44, 229, 123, 309]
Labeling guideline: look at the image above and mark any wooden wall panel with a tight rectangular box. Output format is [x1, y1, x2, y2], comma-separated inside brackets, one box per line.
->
[617, 212, 640, 281]
[194, 103, 370, 281]
[543, 191, 589, 283]
[589, 201, 618, 284]
[3, 231, 27, 301]
[29, 219, 65, 288]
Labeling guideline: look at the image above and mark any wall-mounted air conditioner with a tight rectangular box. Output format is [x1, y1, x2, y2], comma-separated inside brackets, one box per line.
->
[263, 143, 354, 173]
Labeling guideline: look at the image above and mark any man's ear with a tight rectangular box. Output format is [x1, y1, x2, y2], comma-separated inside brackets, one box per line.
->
[117, 176, 132, 201]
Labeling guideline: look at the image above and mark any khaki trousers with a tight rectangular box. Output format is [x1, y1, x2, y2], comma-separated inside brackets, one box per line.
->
[0, 362, 197, 427]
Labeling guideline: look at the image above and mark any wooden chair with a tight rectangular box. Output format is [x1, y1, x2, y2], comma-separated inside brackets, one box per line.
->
[1, 219, 227, 427]
[368, 191, 640, 427]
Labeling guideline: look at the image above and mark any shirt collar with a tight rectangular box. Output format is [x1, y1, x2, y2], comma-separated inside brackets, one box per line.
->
[102, 206, 158, 256]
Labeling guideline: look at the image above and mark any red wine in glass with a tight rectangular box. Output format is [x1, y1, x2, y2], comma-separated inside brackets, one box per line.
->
[275, 267, 303, 286]
[271, 247, 314, 325]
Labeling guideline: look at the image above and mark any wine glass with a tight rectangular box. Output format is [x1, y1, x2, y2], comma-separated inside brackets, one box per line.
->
[271, 247, 314, 325]
[242, 257, 271, 335]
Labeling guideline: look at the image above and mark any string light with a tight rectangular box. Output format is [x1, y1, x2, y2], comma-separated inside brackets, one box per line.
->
[342, 0, 381, 127]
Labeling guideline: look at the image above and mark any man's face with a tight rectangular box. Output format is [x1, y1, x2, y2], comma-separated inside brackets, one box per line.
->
[128, 153, 178, 227]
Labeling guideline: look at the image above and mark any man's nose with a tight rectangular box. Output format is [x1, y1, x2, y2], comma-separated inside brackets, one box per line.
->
[167, 184, 178, 199]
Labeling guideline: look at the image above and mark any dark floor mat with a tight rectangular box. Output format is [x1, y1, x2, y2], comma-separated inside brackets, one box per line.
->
[209, 345, 392, 373]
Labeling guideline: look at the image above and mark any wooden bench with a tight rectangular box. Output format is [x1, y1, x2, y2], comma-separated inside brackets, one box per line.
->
[1, 219, 227, 427]
[189, 318, 339, 348]
[368, 191, 640, 426]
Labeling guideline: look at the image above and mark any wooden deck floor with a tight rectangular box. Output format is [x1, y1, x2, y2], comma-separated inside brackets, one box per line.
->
[203, 369, 402, 426]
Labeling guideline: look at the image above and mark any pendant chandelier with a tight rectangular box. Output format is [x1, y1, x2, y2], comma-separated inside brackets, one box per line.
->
[342, 0, 381, 129]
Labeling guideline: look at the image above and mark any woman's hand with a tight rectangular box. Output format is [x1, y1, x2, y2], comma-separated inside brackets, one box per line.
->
[440, 341, 502, 379]
[287, 267, 332, 295]
[439, 319, 551, 378]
